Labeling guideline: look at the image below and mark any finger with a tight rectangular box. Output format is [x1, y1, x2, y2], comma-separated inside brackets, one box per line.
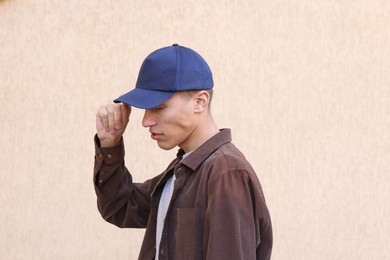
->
[113, 104, 123, 130]
[106, 104, 116, 132]
[96, 106, 109, 132]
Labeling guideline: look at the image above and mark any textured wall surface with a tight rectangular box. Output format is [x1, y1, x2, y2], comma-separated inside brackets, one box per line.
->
[1, 0, 389, 259]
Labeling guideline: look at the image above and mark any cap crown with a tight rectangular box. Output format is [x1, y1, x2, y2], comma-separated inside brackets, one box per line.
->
[136, 44, 213, 92]
[114, 44, 213, 109]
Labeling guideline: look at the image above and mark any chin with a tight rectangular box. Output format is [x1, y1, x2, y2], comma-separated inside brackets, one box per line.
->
[157, 142, 176, 151]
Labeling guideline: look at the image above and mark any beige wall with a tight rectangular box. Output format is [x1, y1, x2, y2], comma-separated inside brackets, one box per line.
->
[1, 0, 389, 259]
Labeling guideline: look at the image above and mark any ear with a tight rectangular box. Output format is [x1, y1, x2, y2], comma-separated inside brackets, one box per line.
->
[194, 90, 210, 113]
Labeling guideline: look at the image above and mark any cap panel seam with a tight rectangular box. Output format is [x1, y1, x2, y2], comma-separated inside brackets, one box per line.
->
[174, 45, 181, 91]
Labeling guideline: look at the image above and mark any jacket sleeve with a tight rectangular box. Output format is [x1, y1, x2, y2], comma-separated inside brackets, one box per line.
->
[203, 170, 273, 260]
[93, 135, 155, 228]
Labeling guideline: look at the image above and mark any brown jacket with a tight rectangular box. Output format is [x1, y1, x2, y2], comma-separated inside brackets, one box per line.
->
[94, 129, 272, 260]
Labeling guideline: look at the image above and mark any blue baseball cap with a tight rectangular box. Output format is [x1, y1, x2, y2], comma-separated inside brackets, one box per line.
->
[114, 44, 213, 109]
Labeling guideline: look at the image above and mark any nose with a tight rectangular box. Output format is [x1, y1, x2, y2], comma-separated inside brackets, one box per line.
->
[142, 109, 157, 128]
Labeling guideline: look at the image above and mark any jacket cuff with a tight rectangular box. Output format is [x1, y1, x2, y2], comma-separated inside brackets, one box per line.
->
[94, 134, 125, 166]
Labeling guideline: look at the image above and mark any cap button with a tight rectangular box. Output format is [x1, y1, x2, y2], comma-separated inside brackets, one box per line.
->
[172, 43, 179, 46]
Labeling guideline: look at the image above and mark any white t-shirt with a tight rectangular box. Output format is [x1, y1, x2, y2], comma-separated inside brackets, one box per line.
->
[155, 151, 192, 259]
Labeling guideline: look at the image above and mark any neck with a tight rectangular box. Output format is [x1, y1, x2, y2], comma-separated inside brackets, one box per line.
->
[180, 114, 219, 153]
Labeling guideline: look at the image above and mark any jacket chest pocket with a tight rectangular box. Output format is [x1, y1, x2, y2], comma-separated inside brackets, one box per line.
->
[174, 208, 205, 260]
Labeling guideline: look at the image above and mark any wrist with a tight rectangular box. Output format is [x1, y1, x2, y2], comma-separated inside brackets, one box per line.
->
[99, 136, 122, 148]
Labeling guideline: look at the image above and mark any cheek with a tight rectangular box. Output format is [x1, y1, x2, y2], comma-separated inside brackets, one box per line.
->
[165, 123, 189, 139]
[163, 112, 195, 138]
[164, 106, 193, 127]
[175, 112, 196, 133]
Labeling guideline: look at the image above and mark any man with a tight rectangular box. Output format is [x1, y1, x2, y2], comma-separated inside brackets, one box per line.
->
[94, 44, 273, 260]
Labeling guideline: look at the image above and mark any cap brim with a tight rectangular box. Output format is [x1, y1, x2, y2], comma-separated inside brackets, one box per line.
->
[113, 88, 175, 109]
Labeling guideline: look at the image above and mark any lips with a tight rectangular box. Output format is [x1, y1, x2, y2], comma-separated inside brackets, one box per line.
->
[150, 132, 163, 140]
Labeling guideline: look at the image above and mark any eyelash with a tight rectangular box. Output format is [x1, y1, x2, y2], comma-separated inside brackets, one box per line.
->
[152, 106, 164, 111]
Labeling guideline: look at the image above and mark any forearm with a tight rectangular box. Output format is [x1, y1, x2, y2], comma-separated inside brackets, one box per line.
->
[93, 135, 150, 228]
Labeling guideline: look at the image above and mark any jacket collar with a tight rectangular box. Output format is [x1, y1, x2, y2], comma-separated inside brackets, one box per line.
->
[151, 129, 232, 197]
[180, 128, 232, 171]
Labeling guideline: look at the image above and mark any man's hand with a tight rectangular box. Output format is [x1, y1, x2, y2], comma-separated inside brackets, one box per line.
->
[96, 103, 131, 147]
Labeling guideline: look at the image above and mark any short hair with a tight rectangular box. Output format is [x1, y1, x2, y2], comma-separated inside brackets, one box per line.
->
[183, 89, 213, 102]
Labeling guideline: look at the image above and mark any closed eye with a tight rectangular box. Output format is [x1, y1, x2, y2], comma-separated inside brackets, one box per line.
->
[151, 105, 165, 111]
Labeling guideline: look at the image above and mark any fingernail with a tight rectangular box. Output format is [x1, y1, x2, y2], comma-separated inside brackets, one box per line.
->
[115, 123, 122, 129]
